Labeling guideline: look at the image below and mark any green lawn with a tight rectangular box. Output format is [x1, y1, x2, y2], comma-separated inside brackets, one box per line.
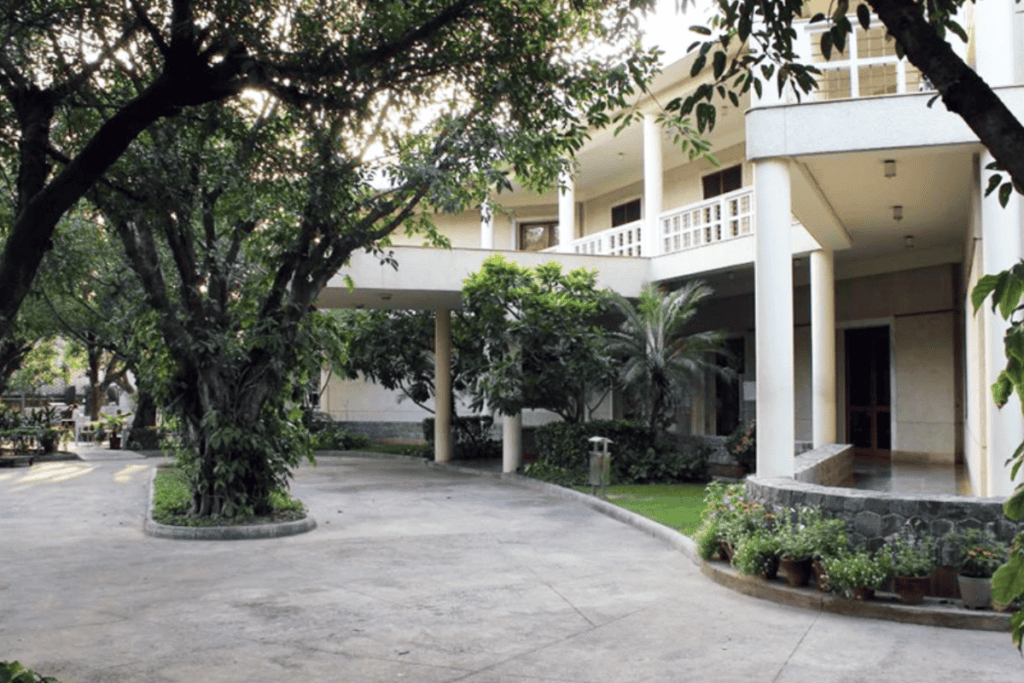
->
[586, 483, 709, 537]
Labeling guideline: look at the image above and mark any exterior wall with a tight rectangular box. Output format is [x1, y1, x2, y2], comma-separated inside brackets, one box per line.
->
[582, 181, 642, 237]
[390, 210, 482, 249]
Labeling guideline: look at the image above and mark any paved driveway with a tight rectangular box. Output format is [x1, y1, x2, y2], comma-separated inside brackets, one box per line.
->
[2, 453, 1021, 682]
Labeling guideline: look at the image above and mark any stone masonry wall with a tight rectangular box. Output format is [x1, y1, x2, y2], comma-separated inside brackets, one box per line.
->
[746, 446, 1024, 556]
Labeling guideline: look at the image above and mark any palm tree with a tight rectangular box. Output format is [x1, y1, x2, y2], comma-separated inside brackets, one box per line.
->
[606, 282, 731, 433]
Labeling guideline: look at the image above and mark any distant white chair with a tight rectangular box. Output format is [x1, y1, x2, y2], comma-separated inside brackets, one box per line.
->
[71, 408, 91, 444]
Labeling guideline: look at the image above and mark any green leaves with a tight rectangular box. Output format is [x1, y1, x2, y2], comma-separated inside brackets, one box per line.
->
[993, 537, 1024, 650]
[856, 4, 871, 30]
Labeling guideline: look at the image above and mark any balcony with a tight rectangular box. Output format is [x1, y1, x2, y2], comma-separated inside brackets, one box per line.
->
[797, 17, 931, 101]
[563, 187, 755, 258]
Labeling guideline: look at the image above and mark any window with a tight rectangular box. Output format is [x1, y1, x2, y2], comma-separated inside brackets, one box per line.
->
[611, 198, 641, 227]
[702, 165, 742, 199]
[518, 220, 558, 251]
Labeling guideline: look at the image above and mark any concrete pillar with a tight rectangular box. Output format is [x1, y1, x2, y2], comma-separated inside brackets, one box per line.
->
[980, 151, 1024, 496]
[502, 412, 522, 473]
[434, 308, 453, 463]
[810, 249, 837, 448]
[976, 0, 1016, 87]
[557, 171, 575, 252]
[754, 158, 795, 478]
[480, 201, 494, 250]
[643, 113, 663, 257]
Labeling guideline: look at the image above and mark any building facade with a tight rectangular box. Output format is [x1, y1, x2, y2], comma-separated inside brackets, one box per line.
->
[318, 0, 1024, 497]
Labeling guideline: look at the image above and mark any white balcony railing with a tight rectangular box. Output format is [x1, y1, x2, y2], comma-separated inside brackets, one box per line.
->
[660, 187, 754, 255]
[572, 219, 644, 256]
[798, 18, 930, 101]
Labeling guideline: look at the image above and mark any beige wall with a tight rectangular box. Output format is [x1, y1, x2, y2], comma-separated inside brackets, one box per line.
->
[389, 210, 482, 249]
[893, 312, 957, 462]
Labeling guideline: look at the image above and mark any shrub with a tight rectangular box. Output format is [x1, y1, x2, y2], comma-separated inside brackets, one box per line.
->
[733, 531, 782, 577]
[521, 460, 585, 487]
[944, 528, 1010, 578]
[531, 419, 709, 485]
[824, 551, 894, 595]
[423, 416, 500, 460]
[0, 661, 59, 683]
[889, 537, 937, 577]
[310, 426, 371, 451]
[694, 515, 723, 560]
[725, 421, 756, 473]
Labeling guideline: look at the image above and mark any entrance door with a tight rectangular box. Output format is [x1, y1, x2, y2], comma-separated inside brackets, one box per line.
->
[845, 326, 891, 458]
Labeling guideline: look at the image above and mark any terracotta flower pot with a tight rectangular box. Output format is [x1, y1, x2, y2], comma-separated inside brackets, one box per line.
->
[957, 575, 992, 610]
[852, 586, 875, 601]
[779, 557, 814, 588]
[893, 574, 930, 605]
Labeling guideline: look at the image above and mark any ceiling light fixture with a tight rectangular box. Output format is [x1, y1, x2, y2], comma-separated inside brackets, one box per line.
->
[892, 205, 904, 221]
[884, 159, 896, 178]
[904, 234, 914, 248]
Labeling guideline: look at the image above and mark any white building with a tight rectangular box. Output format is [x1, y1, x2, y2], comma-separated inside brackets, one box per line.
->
[317, 0, 1024, 497]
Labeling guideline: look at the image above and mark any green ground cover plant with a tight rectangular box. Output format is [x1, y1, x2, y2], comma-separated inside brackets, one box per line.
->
[592, 484, 708, 536]
[152, 467, 306, 527]
[0, 661, 58, 683]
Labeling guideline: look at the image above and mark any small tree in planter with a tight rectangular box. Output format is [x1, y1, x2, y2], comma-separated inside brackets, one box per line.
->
[889, 537, 937, 605]
[945, 529, 1010, 609]
[725, 421, 756, 474]
[775, 509, 818, 587]
[824, 550, 894, 601]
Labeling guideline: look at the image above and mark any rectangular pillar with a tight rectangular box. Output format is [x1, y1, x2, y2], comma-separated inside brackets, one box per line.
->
[434, 308, 453, 463]
[810, 249, 837, 448]
[754, 158, 795, 478]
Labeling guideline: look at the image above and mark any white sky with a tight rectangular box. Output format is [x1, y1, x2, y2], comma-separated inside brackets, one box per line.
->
[641, 0, 715, 65]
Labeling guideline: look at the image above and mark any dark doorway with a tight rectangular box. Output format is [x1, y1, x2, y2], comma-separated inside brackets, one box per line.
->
[845, 326, 891, 458]
[715, 337, 745, 436]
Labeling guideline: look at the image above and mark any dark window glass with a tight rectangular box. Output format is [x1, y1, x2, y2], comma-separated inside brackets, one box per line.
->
[702, 165, 743, 199]
[877, 412, 892, 450]
[850, 411, 872, 449]
[611, 199, 641, 227]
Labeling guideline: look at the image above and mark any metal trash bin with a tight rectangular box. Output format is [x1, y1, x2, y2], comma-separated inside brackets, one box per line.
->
[588, 436, 612, 496]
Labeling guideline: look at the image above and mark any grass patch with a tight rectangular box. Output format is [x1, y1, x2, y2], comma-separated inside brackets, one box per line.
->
[152, 467, 307, 527]
[358, 443, 430, 456]
[584, 483, 708, 537]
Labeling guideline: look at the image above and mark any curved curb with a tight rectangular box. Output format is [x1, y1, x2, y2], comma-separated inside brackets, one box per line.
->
[143, 469, 317, 541]
[700, 559, 1012, 632]
[416, 457, 1011, 633]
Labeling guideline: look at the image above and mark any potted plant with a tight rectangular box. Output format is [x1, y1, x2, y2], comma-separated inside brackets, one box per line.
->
[776, 511, 818, 587]
[725, 421, 756, 475]
[806, 516, 849, 592]
[945, 529, 1009, 609]
[824, 550, 893, 600]
[889, 537, 936, 605]
[733, 530, 782, 580]
[98, 413, 131, 450]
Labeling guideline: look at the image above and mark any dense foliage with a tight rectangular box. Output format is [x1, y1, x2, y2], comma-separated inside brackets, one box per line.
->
[606, 282, 730, 431]
[526, 418, 711, 485]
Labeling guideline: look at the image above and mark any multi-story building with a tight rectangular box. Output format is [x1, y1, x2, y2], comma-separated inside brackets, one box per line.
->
[316, 0, 1024, 498]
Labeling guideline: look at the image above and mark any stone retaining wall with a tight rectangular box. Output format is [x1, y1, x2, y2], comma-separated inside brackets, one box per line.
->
[746, 446, 1024, 553]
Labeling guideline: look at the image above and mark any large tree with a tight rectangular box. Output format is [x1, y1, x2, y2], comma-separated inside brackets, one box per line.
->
[0, 0, 660, 365]
[26, 1, 663, 518]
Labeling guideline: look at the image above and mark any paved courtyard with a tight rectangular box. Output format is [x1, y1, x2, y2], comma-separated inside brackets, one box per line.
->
[1, 452, 1021, 682]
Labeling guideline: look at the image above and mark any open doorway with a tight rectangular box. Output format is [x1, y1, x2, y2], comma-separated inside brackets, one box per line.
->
[845, 326, 891, 458]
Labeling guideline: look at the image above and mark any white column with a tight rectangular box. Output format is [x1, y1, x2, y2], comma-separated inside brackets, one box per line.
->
[981, 151, 1024, 496]
[810, 249, 837, 448]
[434, 308, 453, 463]
[643, 113, 663, 257]
[754, 158, 795, 478]
[976, 0, 1016, 87]
[557, 171, 575, 252]
[502, 412, 522, 473]
[479, 202, 494, 250]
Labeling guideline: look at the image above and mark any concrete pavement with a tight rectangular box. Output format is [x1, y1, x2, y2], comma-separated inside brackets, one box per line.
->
[2, 452, 1022, 682]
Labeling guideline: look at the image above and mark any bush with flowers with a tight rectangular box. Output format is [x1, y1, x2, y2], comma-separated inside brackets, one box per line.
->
[823, 550, 894, 596]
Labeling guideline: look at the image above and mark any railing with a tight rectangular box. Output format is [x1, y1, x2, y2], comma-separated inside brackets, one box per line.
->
[798, 17, 929, 101]
[660, 187, 754, 255]
[571, 219, 644, 256]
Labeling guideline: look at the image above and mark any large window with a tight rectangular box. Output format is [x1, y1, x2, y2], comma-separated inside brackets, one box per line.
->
[702, 165, 742, 199]
[611, 198, 641, 227]
[519, 220, 558, 251]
